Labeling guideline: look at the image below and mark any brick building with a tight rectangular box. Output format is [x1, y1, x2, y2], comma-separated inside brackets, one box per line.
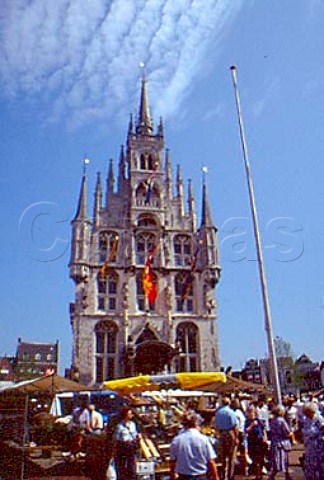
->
[15, 338, 59, 381]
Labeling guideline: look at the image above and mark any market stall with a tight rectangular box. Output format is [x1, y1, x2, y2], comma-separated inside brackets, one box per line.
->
[0, 373, 91, 479]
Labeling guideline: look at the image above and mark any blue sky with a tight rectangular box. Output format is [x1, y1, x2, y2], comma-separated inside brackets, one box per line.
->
[1, 0, 323, 374]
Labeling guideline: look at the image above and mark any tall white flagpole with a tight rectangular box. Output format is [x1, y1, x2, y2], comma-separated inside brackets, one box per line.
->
[230, 65, 282, 405]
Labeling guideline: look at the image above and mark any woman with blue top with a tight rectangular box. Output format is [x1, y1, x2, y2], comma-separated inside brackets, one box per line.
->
[114, 405, 142, 480]
[302, 402, 324, 480]
[245, 405, 268, 480]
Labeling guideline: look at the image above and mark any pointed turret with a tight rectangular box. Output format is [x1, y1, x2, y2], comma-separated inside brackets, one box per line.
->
[198, 177, 219, 269]
[106, 158, 114, 206]
[118, 145, 126, 193]
[197, 176, 220, 305]
[70, 170, 91, 283]
[127, 114, 134, 140]
[157, 117, 164, 137]
[165, 149, 173, 200]
[136, 75, 153, 135]
[93, 172, 102, 229]
[176, 164, 184, 218]
[74, 173, 89, 221]
[201, 180, 214, 228]
[188, 179, 197, 231]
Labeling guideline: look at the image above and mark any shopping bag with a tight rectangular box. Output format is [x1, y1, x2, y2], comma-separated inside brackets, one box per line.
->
[106, 458, 117, 480]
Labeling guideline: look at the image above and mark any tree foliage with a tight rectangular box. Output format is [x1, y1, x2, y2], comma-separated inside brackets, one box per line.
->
[274, 335, 294, 364]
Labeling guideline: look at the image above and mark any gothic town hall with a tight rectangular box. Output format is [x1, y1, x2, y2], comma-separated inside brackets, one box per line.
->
[69, 77, 221, 386]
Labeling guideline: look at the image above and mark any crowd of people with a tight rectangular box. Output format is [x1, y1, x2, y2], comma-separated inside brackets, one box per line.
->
[168, 394, 324, 480]
[61, 393, 324, 480]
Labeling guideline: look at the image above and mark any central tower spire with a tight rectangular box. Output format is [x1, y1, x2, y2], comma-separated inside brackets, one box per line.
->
[136, 73, 153, 135]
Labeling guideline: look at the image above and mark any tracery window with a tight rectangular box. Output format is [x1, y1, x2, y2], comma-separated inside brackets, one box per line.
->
[98, 231, 118, 264]
[139, 153, 156, 170]
[174, 272, 193, 313]
[175, 322, 199, 372]
[97, 271, 118, 311]
[173, 235, 192, 266]
[135, 182, 160, 207]
[95, 321, 118, 383]
[136, 233, 156, 265]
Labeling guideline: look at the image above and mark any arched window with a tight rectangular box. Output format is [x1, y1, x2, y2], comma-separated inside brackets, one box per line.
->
[136, 233, 156, 265]
[140, 154, 146, 170]
[136, 272, 145, 311]
[135, 182, 147, 206]
[173, 235, 192, 266]
[175, 322, 199, 372]
[147, 183, 160, 207]
[135, 182, 160, 207]
[174, 272, 193, 313]
[95, 321, 118, 383]
[98, 231, 118, 264]
[97, 271, 118, 311]
[35, 353, 41, 361]
[148, 154, 154, 170]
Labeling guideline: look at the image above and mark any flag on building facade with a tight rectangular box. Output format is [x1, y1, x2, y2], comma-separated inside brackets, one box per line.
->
[142, 244, 157, 304]
[100, 235, 119, 278]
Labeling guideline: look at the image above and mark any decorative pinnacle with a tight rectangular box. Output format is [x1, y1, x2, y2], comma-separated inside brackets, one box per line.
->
[83, 156, 90, 174]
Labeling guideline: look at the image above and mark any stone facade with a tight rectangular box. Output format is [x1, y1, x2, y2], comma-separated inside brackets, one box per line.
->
[69, 77, 221, 386]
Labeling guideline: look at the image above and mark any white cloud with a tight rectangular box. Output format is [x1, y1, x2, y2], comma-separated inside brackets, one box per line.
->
[0, 0, 243, 128]
[251, 76, 280, 118]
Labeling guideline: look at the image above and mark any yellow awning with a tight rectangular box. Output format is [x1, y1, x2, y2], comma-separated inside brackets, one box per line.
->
[102, 372, 226, 394]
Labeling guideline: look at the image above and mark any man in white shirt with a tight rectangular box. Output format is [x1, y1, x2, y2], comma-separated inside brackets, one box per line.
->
[89, 404, 104, 434]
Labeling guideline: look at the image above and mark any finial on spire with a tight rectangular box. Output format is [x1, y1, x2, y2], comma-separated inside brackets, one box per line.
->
[136, 64, 153, 135]
[139, 61, 146, 79]
[201, 164, 208, 184]
[83, 156, 90, 175]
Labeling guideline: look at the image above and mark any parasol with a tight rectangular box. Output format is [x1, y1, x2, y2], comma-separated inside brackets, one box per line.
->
[102, 372, 226, 394]
[0, 373, 90, 396]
